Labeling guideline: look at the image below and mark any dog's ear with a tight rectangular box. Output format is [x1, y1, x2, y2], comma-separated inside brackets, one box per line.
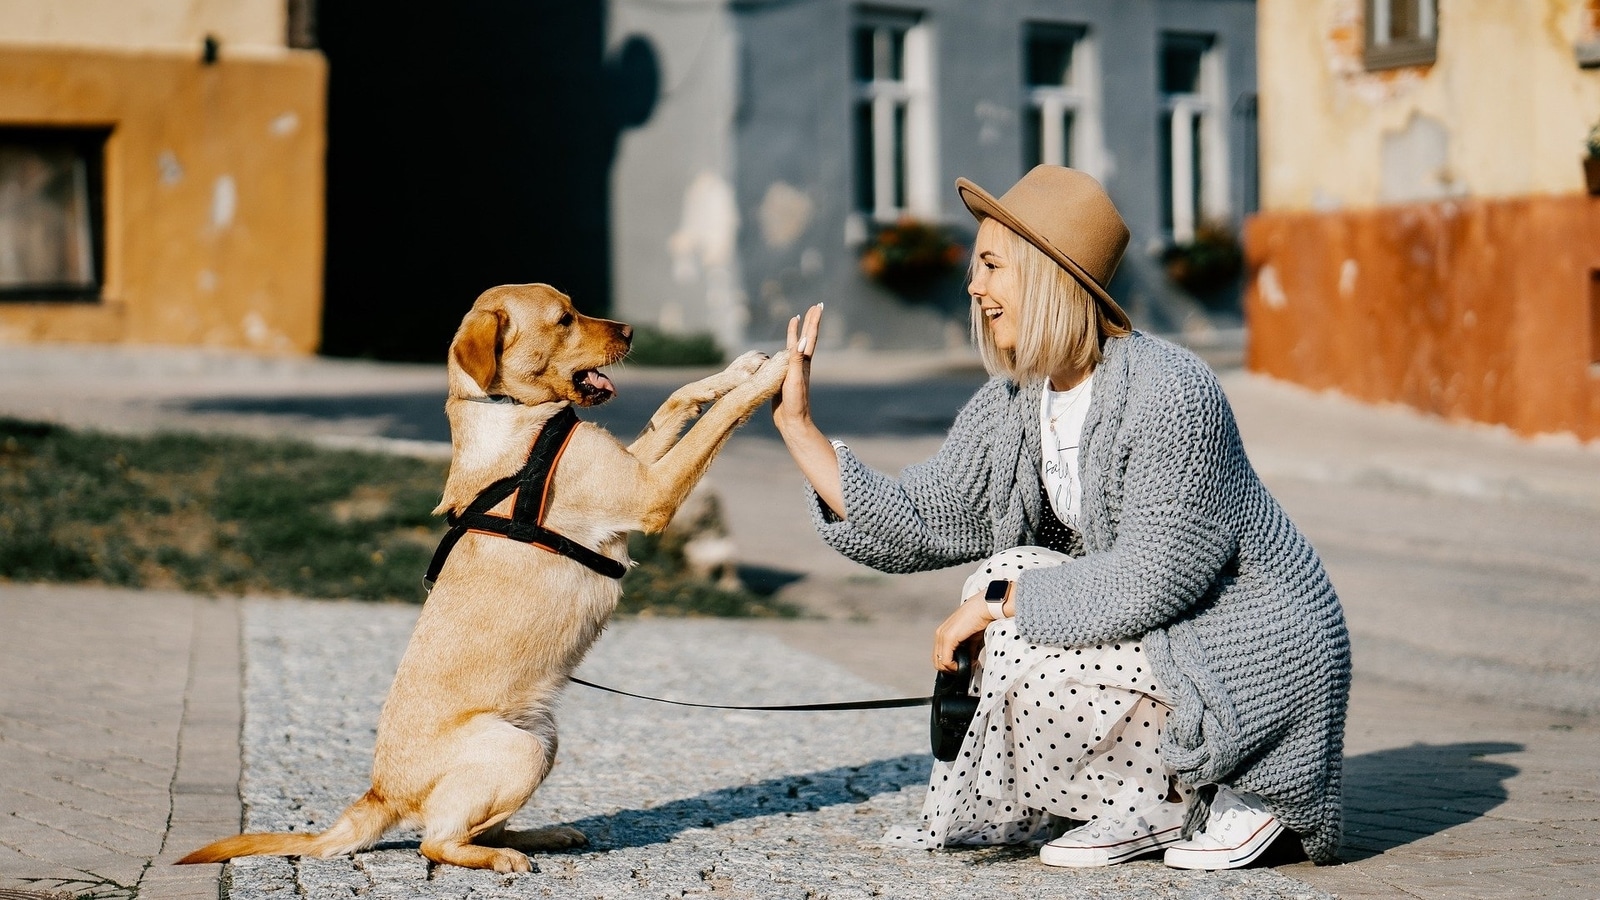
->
[452, 308, 504, 394]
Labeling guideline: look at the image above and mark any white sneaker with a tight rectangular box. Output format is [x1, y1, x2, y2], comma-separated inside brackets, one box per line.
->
[1162, 786, 1284, 870]
[1038, 801, 1188, 867]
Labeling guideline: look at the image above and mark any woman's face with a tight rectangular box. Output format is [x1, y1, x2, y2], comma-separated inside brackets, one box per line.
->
[969, 219, 1022, 352]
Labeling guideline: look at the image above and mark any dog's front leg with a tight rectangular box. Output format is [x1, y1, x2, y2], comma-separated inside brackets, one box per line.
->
[632, 352, 790, 532]
[627, 351, 770, 463]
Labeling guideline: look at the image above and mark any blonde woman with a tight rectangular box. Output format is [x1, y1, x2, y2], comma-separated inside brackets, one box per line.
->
[772, 166, 1349, 870]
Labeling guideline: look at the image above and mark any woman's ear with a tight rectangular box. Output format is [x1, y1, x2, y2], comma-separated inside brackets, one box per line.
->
[451, 308, 504, 394]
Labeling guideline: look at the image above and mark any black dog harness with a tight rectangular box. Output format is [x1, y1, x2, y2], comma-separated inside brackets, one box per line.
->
[424, 405, 626, 588]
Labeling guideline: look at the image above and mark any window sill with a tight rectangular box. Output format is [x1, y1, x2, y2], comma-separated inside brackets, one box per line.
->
[1576, 40, 1600, 69]
[0, 288, 105, 304]
[1363, 41, 1437, 71]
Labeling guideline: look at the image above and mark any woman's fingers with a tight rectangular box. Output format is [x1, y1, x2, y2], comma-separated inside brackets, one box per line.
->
[796, 302, 823, 358]
[933, 596, 987, 671]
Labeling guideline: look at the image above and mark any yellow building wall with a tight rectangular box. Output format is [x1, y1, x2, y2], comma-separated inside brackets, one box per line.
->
[1258, 0, 1600, 211]
[1250, 0, 1600, 441]
[0, 0, 286, 54]
[0, 45, 326, 353]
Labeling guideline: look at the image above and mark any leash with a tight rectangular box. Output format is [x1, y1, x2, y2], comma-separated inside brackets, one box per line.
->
[569, 676, 931, 711]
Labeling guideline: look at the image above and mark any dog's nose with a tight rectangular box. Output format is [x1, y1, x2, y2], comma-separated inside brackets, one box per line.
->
[619, 323, 633, 344]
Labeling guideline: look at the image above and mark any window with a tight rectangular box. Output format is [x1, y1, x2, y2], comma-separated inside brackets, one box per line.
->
[1022, 23, 1103, 179]
[1365, 0, 1438, 70]
[0, 127, 108, 301]
[853, 12, 936, 221]
[1159, 33, 1228, 244]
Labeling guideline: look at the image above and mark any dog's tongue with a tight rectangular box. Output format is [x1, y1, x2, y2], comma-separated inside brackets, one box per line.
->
[583, 369, 616, 396]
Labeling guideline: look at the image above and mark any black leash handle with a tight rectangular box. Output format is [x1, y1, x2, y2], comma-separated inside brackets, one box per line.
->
[569, 676, 931, 711]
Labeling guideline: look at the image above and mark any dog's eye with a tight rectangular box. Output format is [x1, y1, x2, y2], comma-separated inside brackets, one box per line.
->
[557, 313, 574, 327]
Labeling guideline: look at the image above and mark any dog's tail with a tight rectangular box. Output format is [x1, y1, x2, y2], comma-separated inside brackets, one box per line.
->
[175, 788, 398, 865]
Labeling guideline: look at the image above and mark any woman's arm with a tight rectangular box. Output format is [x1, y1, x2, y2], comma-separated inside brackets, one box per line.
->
[772, 304, 845, 518]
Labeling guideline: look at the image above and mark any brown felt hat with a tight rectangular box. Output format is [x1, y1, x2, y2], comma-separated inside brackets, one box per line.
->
[956, 166, 1132, 331]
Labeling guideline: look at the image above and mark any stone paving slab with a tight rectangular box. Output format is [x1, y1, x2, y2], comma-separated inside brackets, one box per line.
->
[0, 584, 240, 900]
[224, 598, 1331, 900]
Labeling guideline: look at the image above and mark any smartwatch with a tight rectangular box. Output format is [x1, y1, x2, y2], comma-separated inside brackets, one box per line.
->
[984, 579, 1012, 620]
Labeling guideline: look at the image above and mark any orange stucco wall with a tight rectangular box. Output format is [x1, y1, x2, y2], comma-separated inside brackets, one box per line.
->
[0, 45, 326, 353]
[1245, 195, 1600, 441]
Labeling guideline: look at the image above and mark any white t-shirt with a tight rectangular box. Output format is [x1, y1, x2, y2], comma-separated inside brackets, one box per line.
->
[1040, 373, 1094, 528]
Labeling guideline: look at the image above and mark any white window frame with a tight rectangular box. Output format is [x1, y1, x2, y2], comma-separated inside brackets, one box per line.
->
[1160, 33, 1228, 244]
[1023, 24, 1105, 181]
[1366, 0, 1438, 69]
[853, 12, 938, 222]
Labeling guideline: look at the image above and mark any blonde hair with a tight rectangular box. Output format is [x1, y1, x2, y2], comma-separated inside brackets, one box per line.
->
[968, 219, 1130, 383]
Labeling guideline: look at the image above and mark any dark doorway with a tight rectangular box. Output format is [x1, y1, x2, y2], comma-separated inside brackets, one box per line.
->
[315, 1, 658, 361]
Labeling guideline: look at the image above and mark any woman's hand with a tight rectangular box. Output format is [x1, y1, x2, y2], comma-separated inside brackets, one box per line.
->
[773, 303, 823, 433]
[934, 592, 998, 672]
[772, 304, 846, 517]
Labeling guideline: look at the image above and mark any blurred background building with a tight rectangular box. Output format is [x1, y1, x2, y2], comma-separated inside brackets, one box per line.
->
[6, 0, 1595, 443]
[0, 0, 325, 352]
[610, 0, 1258, 353]
[0, 0, 1257, 362]
[1248, 0, 1600, 441]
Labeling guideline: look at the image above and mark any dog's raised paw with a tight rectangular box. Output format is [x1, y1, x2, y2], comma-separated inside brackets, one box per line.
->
[727, 350, 769, 378]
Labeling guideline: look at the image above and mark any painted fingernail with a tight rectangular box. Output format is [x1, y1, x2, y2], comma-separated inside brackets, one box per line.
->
[796, 337, 809, 355]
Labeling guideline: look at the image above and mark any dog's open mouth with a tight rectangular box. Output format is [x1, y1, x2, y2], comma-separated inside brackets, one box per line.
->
[573, 368, 617, 404]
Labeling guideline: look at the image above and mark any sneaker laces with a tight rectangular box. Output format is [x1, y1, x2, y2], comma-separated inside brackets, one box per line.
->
[1201, 788, 1268, 838]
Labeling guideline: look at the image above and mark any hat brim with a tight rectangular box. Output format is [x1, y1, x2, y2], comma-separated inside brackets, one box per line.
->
[956, 177, 1131, 332]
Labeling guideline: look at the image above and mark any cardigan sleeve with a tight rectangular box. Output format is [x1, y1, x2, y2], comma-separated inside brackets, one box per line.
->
[804, 379, 1006, 573]
[1014, 355, 1241, 646]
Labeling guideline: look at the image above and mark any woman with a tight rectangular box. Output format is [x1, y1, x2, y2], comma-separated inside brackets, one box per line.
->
[772, 166, 1349, 870]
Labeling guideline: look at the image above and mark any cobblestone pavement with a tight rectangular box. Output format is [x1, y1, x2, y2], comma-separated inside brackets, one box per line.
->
[224, 599, 1330, 900]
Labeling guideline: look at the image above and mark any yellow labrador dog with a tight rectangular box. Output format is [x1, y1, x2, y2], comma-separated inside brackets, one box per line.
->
[179, 283, 789, 873]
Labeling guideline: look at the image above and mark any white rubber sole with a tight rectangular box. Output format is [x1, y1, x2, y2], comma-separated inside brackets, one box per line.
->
[1039, 823, 1185, 868]
[1162, 817, 1285, 870]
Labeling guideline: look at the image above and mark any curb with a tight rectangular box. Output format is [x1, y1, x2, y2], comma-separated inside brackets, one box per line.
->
[139, 598, 242, 900]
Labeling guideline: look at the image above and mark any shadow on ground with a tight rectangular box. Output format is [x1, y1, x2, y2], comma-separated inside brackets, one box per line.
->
[1336, 741, 1519, 862]
[175, 376, 989, 444]
[559, 753, 930, 851]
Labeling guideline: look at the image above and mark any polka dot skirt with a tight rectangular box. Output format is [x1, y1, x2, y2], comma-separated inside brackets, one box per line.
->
[886, 547, 1194, 849]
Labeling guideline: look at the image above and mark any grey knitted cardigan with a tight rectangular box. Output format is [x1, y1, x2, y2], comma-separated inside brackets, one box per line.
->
[809, 332, 1350, 863]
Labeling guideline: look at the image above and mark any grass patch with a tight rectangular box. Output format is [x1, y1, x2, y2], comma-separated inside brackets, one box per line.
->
[626, 326, 725, 366]
[0, 418, 795, 616]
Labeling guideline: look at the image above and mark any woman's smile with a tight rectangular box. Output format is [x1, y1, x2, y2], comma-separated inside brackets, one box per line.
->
[971, 220, 1020, 351]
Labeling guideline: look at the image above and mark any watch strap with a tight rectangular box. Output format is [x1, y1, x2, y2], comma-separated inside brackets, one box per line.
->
[984, 579, 1011, 620]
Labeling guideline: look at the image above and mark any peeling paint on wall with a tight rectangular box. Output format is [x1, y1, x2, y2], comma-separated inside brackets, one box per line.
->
[1379, 112, 1463, 202]
[1337, 258, 1358, 298]
[668, 171, 736, 283]
[1257, 263, 1287, 309]
[210, 175, 237, 231]
[667, 170, 745, 349]
[157, 150, 183, 185]
[269, 111, 299, 137]
[758, 181, 811, 250]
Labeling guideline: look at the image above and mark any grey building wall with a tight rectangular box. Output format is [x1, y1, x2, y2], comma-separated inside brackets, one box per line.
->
[610, 0, 1256, 354]
[607, 1, 742, 349]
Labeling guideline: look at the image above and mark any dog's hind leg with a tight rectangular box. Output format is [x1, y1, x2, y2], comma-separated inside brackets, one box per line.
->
[479, 822, 588, 852]
[417, 719, 553, 872]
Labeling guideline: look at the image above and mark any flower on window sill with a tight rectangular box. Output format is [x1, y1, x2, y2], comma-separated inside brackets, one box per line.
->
[1586, 120, 1600, 160]
[859, 217, 966, 298]
[1160, 221, 1243, 299]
